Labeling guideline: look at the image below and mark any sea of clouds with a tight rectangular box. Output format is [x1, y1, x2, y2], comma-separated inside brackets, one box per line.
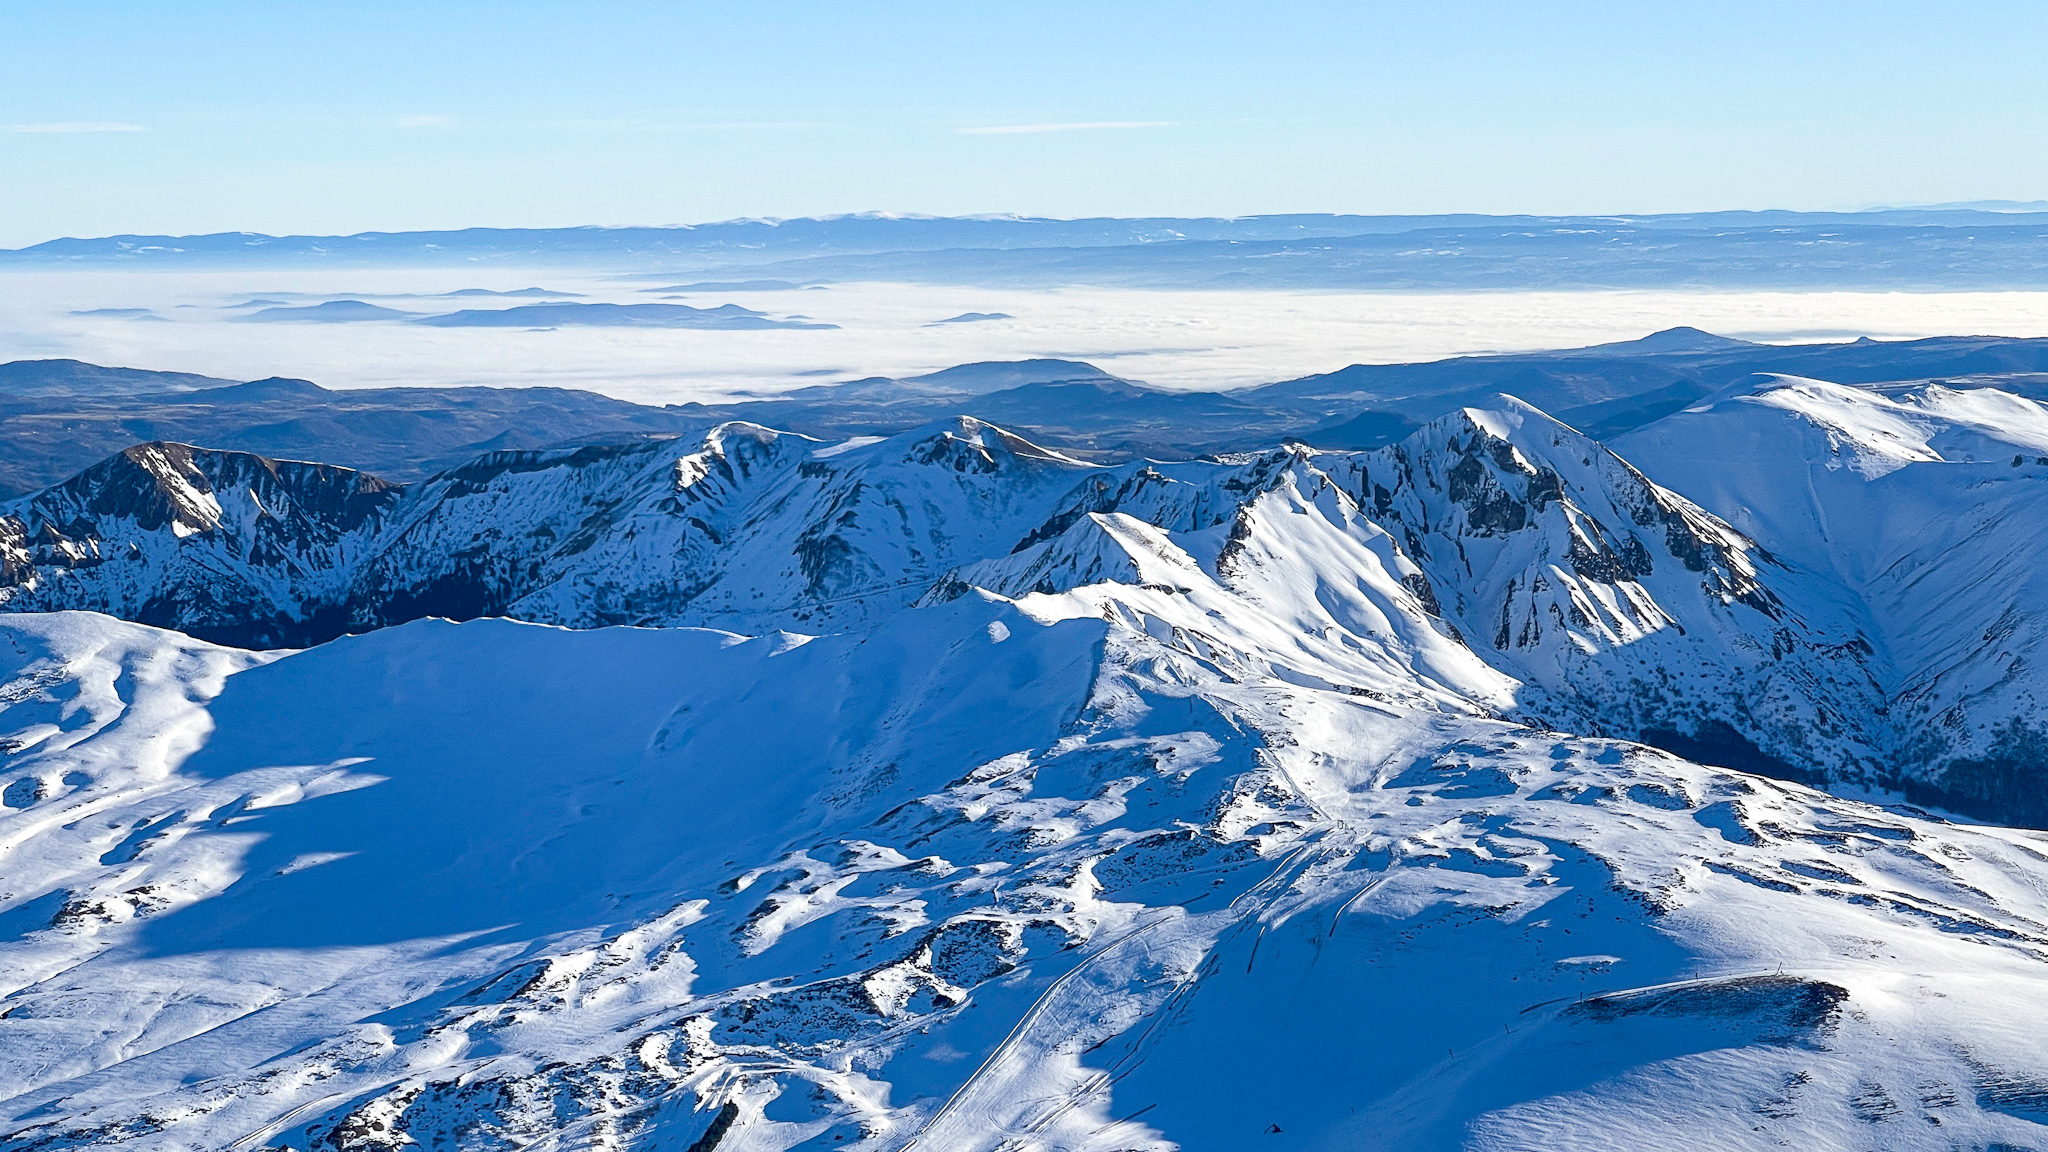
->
[5, 268, 2048, 401]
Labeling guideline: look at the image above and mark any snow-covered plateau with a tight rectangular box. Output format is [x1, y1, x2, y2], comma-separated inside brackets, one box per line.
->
[2, 379, 2048, 1149]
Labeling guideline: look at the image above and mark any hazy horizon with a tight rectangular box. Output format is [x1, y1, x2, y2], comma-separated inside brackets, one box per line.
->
[10, 202, 2048, 249]
[9, 1, 2048, 248]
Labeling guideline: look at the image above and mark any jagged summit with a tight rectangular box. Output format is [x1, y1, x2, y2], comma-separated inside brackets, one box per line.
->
[29, 440, 396, 534]
[0, 417, 1103, 645]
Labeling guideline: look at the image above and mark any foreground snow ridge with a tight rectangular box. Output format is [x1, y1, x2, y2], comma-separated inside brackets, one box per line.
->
[2, 607, 2046, 1151]
[0, 388, 2046, 1149]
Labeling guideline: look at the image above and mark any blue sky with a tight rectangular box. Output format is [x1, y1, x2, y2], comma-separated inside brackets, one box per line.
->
[4, 1, 2046, 245]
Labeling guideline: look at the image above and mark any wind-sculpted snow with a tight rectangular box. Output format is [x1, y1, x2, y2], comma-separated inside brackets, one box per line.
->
[4, 601, 2048, 1150]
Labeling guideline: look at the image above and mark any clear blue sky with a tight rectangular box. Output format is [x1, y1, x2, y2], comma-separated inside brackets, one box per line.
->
[4, 1, 2046, 246]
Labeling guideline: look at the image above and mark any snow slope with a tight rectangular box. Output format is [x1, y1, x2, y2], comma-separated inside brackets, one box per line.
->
[1619, 377, 2048, 821]
[3, 602, 2048, 1151]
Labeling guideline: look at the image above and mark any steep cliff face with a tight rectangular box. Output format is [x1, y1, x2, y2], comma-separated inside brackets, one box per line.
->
[0, 443, 400, 646]
[1326, 400, 1885, 785]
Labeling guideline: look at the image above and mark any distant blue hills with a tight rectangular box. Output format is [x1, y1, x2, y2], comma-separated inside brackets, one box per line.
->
[9, 328, 2048, 495]
[10, 211, 2048, 290]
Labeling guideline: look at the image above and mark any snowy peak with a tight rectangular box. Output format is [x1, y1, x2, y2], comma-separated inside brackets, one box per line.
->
[1896, 382, 2048, 455]
[677, 420, 814, 491]
[891, 415, 1090, 472]
[0, 444, 403, 645]
[1006, 448, 1310, 556]
[1659, 373, 2048, 475]
[936, 511, 1200, 601]
[917, 404, 1859, 765]
[1357, 399, 1775, 624]
[1298, 400, 1886, 779]
[0, 415, 1103, 646]
[351, 416, 1091, 635]
[19, 441, 398, 539]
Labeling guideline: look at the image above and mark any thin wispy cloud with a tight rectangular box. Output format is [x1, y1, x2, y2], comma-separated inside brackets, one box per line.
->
[955, 120, 1174, 135]
[553, 117, 828, 133]
[394, 114, 455, 129]
[5, 121, 146, 134]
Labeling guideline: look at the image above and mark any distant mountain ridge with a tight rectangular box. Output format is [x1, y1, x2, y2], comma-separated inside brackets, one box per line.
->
[0, 358, 235, 398]
[0, 362, 717, 496]
[12, 330, 2048, 495]
[13, 209, 2048, 260]
[12, 210, 2048, 290]
[1249, 329, 2048, 436]
[236, 299, 832, 328]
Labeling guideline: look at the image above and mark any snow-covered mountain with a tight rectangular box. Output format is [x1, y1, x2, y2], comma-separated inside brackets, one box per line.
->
[0, 397, 2022, 809]
[1618, 376, 2048, 823]
[0, 443, 400, 646]
[0, 419, 1095, 644]
[4, 597, 2048, 1150]
[4, 386, 2048, 1149]
[935, 404, 1886, 783]
[351, 418, 1093, 636]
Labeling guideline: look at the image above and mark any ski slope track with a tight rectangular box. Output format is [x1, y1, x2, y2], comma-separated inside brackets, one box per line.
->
[0, 388, 2045, 1149]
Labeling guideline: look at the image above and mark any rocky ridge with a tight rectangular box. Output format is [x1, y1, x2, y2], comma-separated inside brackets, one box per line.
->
[0, 393, 2028, 818]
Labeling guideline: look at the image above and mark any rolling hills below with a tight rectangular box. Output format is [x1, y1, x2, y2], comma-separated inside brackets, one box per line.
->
[10, 329, 2048, 495]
